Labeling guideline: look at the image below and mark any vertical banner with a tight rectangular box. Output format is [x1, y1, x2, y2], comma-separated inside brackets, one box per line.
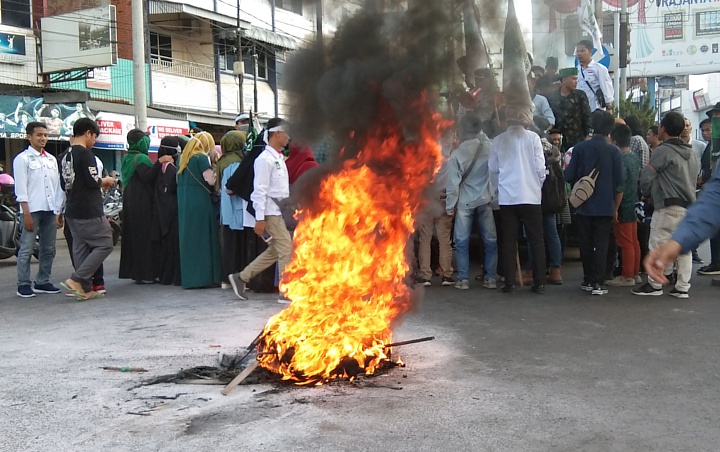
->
[577, 0, 604, 57]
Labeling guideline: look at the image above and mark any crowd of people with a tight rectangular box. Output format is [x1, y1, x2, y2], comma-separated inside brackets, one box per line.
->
[12, 113, 317, 304]
[415, 39, 720, 298]
[9, 38, 720, 303]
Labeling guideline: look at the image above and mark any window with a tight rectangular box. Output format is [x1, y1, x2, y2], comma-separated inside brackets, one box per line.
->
[275, 0, 302, 15]
[0, 0, 31, 28]
[217, 37, 237, 72]
[243, 48, 269, 80]
[149, 32, 172, 65]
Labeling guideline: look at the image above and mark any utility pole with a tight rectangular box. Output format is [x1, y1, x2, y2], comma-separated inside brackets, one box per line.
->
[236, 0, 245, 114]
[316, 0, 324, 52]
[132, 0, 148, 130]
[619, 0, 628, 105]
[613, 11, 621, 116]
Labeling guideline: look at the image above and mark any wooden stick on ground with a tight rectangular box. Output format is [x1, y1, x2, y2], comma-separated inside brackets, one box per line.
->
[221, 361, 260, 396]
[516, 252, 524, 288]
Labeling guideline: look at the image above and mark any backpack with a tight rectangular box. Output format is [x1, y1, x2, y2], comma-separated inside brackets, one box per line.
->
[568, 149, 607, 209]
[224, 138, 266, 217]
[541, 160, 566, 214]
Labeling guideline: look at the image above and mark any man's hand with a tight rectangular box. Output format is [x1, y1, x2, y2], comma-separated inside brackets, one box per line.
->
[101, 176, 115, 188]
[158, 155, 174, 164]
[613, 211, 619, 224]
[644, 240, 683, 284]
[254, 220, 267, 236]
[23, 215, 34, 232]
[56, 215, 64, 229]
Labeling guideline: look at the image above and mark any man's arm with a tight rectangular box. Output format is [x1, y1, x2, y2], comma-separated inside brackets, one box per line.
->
[537, 95, 555, 126]
[445, 156, 462, 214]
[533, 135, 546, 184]
[599, 65, 614, 110]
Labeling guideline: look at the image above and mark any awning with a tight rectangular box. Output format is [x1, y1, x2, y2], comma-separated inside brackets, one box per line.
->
[148, 0, 251, 28]
[94, 111, 189, 151]
[88, 100, 182, 120]
[243, 27, 298, 51]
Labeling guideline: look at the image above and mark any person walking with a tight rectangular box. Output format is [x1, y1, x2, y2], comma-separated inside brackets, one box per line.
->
[564, 110, 624, 295]
[229, 118, 293, 304]
[119, 129, 157, 284]
[177, 131, 222, 289]
[489, 111, 547, 294]
[446, 116, 497, 290]
[59, 118, 116, 300]
[633, 111, 699, 298]
[13, 121, 64, 298]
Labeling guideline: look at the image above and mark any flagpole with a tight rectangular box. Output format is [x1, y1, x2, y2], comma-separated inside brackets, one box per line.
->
[620, 0, 628, 103]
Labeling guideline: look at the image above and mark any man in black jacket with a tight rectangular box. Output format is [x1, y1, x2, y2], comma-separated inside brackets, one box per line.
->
[60, 118, 116, 300]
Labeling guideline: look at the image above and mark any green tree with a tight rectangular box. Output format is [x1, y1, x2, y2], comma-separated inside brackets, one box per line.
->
[616, 93, 656, 131]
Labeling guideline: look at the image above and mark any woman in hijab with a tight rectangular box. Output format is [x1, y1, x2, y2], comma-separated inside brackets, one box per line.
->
[177, 131, 222, 289]
[151, 136, 182, 286]
[216, 131, 248, 288]
[119, 129, 157, 283]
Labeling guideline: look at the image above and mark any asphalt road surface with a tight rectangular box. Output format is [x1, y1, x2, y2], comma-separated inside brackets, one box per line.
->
[2, 239, 719, 451]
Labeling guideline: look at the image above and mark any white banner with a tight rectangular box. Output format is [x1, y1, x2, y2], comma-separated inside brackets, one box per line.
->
[578, 0, 604, 58]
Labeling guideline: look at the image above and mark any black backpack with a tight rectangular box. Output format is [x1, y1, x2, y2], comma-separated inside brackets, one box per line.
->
[541, 159, 566, 214]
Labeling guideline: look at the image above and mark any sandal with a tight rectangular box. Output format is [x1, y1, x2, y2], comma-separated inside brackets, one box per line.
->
[75, 291, 104, 301]
[60, 280, 83, 295]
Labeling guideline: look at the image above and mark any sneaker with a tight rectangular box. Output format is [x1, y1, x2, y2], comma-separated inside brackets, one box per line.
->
[454, 279, 470, 290]
[591, 284, 608, 295]
[632, 283, 663, 296]
[483, 278, 497, 289]
[633, 275, 643, 284]
[441, 276, 456, 286]
[92, 285, 106, 295]
[33, 283, 61, 294]
[668, 288, 689, 299]
[697, 265, 720, 275]
[692, 252, 704, 264]
[221, 282, 232, 290]
[580, 281, 593, 292]
[416, 278, 431, 286]
[501, 284, 514, 293]
[278, 295, 292, 305]
[606, 276, 636, 287]
[17, 285, 36, 298]
[228, 273, 247, 300]
[531, 284, 545, 294]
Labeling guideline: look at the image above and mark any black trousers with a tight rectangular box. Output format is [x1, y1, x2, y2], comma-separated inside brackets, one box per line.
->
[711, 231, 720, 267]
[576, 215, 613, 285]
[500, 204, 546, 286]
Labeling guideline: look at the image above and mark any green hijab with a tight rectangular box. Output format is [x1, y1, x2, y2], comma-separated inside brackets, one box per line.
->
[121, 135, 153, 185]
[216, 130, 246, 187]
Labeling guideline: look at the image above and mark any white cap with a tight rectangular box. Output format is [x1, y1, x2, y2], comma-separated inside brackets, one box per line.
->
[235, 113, 250, 123]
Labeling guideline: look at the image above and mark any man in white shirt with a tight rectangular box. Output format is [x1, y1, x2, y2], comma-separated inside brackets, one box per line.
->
[576, 39, 614, 112]
[229, 117, 293, 304]
[528, 73, 555, 128]
[489, 113, 547, 294]
[13, 122, 64, 297]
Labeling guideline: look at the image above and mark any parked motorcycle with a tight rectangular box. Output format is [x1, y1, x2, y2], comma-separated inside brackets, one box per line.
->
[0, 183, 39, 260]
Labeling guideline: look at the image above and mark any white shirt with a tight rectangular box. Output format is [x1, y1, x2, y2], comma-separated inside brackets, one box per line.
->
[488, 126, 546, 206]
[533, 94, 555, 126]
[13, 146, 64, 214]
[251, 145, 290, 221]
[577, 60, 614, 112]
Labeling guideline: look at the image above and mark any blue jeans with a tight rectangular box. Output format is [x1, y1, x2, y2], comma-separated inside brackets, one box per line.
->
[454, 204, 497, 281]
[17, 211, 57, 287]
[526, 213, 563, 269]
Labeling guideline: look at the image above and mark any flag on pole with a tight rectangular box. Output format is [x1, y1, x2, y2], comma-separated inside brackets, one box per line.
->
[502, 0, 534, 125]
[578, 0, 604, 58]
[244, 110, 261, 153]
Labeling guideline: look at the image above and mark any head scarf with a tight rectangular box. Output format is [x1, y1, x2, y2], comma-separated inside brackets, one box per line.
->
[178, 131, 215, 174]
[158, 136, 180, 158]
[285, 143, 318, 185]
[120, 135, 152, 186]
[216, 130, 246, 182]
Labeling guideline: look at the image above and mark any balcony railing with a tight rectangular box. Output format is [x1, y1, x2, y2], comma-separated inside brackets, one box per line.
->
[150, 55, 215, 82]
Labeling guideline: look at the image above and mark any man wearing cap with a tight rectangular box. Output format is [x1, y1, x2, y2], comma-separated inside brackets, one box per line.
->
[235, 113, 250, 132]
[548, 67, 592, 153]
[229, 117, 293, 304]
[576, 40, 614, 112]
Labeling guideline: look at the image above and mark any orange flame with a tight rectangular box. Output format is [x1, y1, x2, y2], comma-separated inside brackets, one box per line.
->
[257, 97, 444, 385]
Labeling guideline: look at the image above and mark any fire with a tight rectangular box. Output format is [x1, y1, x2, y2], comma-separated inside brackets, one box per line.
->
[257, 98, 444, 385]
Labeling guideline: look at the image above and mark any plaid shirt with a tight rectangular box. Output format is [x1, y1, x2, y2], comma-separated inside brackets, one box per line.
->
[629, 135, 649, 168]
